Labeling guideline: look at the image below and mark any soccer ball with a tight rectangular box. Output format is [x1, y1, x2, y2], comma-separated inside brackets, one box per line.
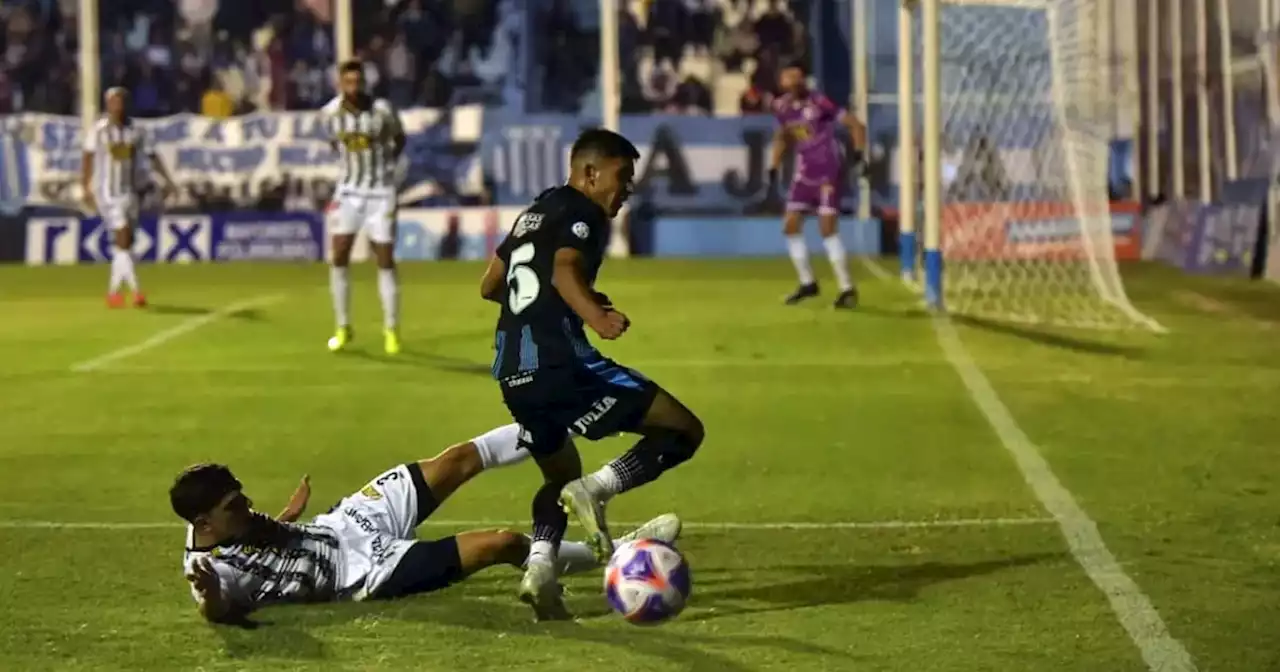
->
[603, 539, 691, 624]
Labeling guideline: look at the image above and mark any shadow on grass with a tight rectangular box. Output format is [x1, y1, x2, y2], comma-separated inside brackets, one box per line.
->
[682, 553, 1060, 622]
[951, 314, 1143, 359]
[843, 304, 933, 320]
[208, 553, 1059, 666]
[144, 304, 212, 316]
[338, 348, 492, 376]
[145, 304, 266, 321]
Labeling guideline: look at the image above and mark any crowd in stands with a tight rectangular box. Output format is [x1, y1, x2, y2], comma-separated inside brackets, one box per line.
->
[0, 0, 806, 118]
[618, 0, 810, 116]
[0, 0, 520, 117]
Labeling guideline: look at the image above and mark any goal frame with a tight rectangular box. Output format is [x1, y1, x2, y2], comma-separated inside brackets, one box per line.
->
[899, 0, 1164, 331]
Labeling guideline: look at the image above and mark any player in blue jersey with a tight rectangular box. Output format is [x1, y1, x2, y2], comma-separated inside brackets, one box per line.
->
[479, 128, 706, 621]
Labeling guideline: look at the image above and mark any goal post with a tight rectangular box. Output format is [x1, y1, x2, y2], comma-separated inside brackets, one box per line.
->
[906, 0, 1163, 330]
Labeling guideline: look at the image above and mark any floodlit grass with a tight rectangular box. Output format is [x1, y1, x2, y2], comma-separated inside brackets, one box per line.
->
[0, 259, 1276, 671]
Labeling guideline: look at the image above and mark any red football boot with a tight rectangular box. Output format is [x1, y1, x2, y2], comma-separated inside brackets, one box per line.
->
[107, 292, 125, 309]
[132, 292, 148, 308]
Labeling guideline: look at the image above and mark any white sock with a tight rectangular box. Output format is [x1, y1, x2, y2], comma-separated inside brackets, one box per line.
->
[557, 540, 600, 575]
[108, 249, 125, 293]
[786, 235, 815, 285]
[377, 267, 399, 330]
[472, 423, 531, 469]
[329, 265, 350, 327]
[587, 464, 624, 502]
[823, 235, 854, 292]
[112, 248, 139, 292]
[528, 540, 556, 567]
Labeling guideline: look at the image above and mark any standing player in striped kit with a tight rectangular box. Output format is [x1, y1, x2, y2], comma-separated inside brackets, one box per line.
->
[321, 60, 407, 355]
[81, 87, 178, 308]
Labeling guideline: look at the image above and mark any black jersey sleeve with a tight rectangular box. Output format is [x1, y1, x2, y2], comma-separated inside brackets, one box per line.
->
[553, 213, 602, 257]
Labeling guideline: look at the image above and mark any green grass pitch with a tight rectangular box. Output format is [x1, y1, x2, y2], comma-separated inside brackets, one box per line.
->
[0, 258, 1277, 671]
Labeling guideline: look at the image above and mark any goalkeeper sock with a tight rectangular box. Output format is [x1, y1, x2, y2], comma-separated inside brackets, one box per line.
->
[786, 235, 815, 285]
[329, 265, 351, 327]
[471, 423, 532, 470]
[822, 235, 854, 292]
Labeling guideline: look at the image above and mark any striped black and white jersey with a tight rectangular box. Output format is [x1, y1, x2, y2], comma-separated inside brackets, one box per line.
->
[82, 117, 149, 201]
[320, 95, 404, 195]
[182, 514, 344, 610]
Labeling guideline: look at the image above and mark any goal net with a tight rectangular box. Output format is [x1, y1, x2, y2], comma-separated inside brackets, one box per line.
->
[916, 0, 1161, 330]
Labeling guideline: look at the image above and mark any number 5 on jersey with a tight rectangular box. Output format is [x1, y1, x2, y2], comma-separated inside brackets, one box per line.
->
[507, 242, 539, 314]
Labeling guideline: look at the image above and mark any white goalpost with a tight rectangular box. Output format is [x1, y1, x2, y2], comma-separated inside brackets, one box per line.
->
[901, 0, 1163, 330]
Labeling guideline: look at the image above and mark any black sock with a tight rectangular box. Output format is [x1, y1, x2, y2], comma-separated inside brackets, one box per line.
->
[530, 481, 568, 552]
[605, 428, 700, 495]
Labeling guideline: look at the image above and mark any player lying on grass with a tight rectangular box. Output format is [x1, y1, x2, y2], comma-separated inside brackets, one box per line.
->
[173, 423, 681, 623]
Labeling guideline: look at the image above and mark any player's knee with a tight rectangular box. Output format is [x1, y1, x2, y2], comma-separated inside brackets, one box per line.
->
[417, 442, 485, 499]
[676, 413, 705, 452]
[428, 442, 485, 481]
[647, 421, 703, 468]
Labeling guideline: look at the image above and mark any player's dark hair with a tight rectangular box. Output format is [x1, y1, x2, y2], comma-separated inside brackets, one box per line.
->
[170, 464, 242, 522]
[781, 59, 808, 74]
[570, 128, 640, 164]
[339, 59, 363, 75]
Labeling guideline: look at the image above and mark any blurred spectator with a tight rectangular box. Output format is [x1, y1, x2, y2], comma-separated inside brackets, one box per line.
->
[739, 84, 767, 114]
[648, 0, 685, 69]
[755, 0, 794, 58]
[201, 77, 233, 118]
[385, 32, 415, 108]
[686, 0, 717, 52]
[672, 76, 712, 115]
[623, 0, 808, 116]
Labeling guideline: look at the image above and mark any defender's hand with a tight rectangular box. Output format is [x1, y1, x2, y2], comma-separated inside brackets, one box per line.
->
[590, 310, 629, 340]
[186, 558, 221, 600]
[287, 475, 311, 515]
[593, 291, 613, 309]
[278, 475, 310, 522]
[81, 191, 97, 216]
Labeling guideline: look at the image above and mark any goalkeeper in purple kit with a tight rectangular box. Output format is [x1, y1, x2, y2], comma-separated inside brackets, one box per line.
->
[767, 62, 867, 309]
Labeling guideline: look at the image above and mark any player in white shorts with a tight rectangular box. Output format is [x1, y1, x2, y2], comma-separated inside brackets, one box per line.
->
[175, 423, 682, 623]
[81, 87, 178, 309]
[321, 60, 406, 355]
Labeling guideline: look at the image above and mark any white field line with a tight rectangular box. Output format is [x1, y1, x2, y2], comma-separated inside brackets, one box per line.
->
[859, 255, 895, 282]
[0, 517, 1054, 531]
[70, 294, 285, 372]
[84, 359, 949, 372]
[930, 315, 1197, 672]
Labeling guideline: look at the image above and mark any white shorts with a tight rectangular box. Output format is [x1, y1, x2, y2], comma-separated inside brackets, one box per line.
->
[98, 197, 138, 231]
[327, 191, 397, 244]
[313, 463, 422, 600]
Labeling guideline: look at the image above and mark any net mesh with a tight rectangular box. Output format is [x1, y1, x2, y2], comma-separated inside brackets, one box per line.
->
[917, 0, 1161, 330]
